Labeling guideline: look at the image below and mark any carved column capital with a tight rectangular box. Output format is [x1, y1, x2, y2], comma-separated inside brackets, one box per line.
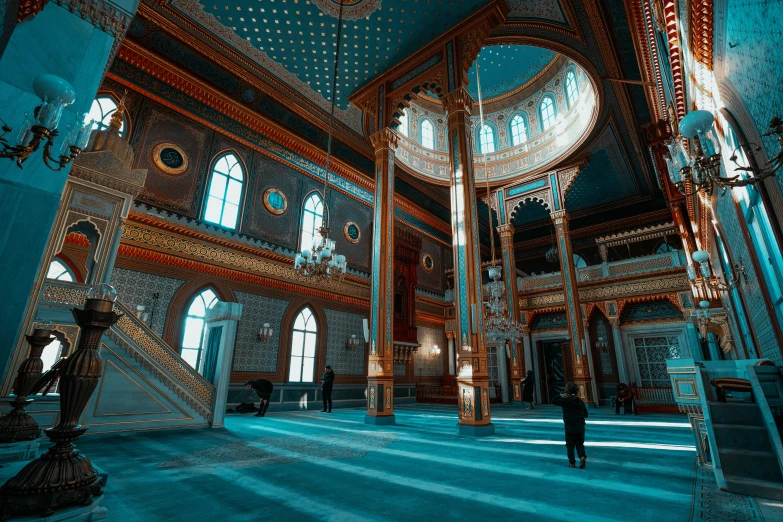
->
[369, 128, 399, 152]
[496, 223, 515, 240]
[550, 209, 569, 225]
[442, 87, 474, 115]
[608, 318, 621, 330]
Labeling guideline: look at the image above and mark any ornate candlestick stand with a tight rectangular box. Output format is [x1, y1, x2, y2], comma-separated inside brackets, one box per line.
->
[0, 326, 53, 442]
[0, 285, 122, 518]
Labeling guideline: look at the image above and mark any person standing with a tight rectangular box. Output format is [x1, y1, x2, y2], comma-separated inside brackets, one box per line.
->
[552, 381, 589, 468]
[245, 378, 274, 417]
[521, 370, 536, 409]
[320, 365, 335, 413]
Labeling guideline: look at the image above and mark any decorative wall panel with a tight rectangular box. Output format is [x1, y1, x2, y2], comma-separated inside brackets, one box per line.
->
[324, 308, 367, 376]
[412, 326, 444, 377]
[233, 291, 290, 372]
[109, 268, 185, 337]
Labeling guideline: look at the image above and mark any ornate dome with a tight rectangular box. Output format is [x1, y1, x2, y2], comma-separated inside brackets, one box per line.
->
[393, 45, 598, 186]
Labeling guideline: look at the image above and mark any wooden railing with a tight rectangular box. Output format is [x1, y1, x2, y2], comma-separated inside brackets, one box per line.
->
[630, 385, 678, 413]
[415, 384, 503, 404]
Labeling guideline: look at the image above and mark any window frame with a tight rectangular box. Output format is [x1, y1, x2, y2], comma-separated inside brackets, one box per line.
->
[419, 117, 436, 150]
[202, 151, 245, 230]
[288, 306, 318, 383]
[565, 68, 579, 109]
[299, 191, 327, 253]
[46, 258, 75, 282]
[88, 92, 130, 137]
[478, 123, 496, 154]
[180, 288, 219, 373]
[397, 109, 409, 138]
[508, 112, 529, 147]
[538, 94, 557, 132]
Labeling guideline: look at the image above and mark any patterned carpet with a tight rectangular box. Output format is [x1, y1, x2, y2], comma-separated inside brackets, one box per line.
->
[72, 404, 781, 521]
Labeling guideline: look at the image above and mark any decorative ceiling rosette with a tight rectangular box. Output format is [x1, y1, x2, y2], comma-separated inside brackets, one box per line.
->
[311, 0, 382, 20]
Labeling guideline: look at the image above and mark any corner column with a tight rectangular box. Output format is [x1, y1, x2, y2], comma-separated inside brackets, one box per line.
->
[608, 318, 629, 383]
[497, 223, 524, 402]
[365, 128, 397, 425]
[551, 209, 592, 401]
[444, 87, 494, 436]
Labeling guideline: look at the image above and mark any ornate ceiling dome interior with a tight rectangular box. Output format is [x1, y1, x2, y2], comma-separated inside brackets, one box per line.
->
[394, 44, 598, 187]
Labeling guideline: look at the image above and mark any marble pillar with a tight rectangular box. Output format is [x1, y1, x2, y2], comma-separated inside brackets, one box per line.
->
[551, 210, 592, 401]
[204, 302, 243, 428]
[365, 129, 397, 425]
[496, 223, 523, 401]
[447, 333, 456, 376]
[609, 318, 629, 383]
[444, 87, 493, 436]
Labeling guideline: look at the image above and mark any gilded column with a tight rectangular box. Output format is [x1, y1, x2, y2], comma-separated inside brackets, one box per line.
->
[496, 223, 524, 402]
[551, 210, 592, 401]
[365, 128, 398, 425]
[444, 87, 494, 435]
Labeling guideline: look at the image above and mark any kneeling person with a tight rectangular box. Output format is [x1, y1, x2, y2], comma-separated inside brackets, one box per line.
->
[245, 378, 274, 417]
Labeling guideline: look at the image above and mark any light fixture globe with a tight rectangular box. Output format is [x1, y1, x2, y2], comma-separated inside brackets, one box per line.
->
[32, 74, 76, 105]
[699, 300, 711, 309]
[692, 250, 710, 264]
[679, 110, 715, 139]
[86, 283, 118, 303]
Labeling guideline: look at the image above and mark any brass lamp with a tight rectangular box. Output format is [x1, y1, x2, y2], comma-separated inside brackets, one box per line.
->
[0, 284, 123, 517]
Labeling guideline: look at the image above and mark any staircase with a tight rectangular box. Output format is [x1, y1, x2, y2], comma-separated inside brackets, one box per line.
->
[25, 281, 216, 434]
[710, 401, 783, 500]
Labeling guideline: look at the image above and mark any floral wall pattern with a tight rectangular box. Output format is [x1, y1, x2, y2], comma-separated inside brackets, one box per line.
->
[412, 326, 445, 377]
[110, 268, 185, 337]
[233, 291, 290, 372]
[324, 308, 367, 376]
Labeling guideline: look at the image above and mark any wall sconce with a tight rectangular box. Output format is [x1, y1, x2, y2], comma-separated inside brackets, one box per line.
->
[429, 345, 441, 357]
[345, 334, 361, 349]
[595, 336, 609, 352]
[0, 74, 93, 170]
[257, 323, 273, 343]
[665, 110, 783, 196]
[686, 249, 747, 292]
[134, 305, 149, 324]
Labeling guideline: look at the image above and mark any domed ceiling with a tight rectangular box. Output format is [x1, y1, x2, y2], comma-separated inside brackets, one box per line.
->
[467, 45, 557, 101]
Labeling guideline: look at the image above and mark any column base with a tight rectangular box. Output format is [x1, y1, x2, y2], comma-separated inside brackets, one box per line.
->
[457, 423, 495, 437]
[364, 414, 396, 426]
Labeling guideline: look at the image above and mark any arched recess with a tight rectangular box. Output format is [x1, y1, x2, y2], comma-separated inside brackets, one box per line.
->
[587, 306, 619, 398]
[62, 220, 101, 285]
[277, 298, 329, 383]
[164, 278, 235, 349]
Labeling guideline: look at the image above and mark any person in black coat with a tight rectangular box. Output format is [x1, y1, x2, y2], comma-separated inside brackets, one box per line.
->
[320, 365, 335, 413]
[615, 383, 636, 415]
[521, 370, 536, 409]
[245, 378, 274, 417]
[552, 381, 589, 468]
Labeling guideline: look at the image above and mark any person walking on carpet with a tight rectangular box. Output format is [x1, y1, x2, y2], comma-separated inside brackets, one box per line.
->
[552, 381, 589, 469]
[521, 370, 536, 409]
[321, 365, 335, 413]
[245, 378, 274, 417]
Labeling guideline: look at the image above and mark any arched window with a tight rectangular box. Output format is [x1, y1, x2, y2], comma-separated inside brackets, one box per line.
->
[573, 253, 588, 268]
[565, 70, 579, 108]
[46, 259, 74, 282]
[539, 95, 556, 131]
[478, 124, 496, 154]
[420, 118, 435, 149]
[300, 192, 325, 252]
[181, 289, 218, 372]
[509, 114, 528, 146]
[204, 152, 244, 229]
[289, 307, 318, 382]
[398, 110, 409, 138]
[88, 94, 127, 137]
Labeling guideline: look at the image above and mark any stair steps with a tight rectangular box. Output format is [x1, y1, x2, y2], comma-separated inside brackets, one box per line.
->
[723, 474, 783, 502]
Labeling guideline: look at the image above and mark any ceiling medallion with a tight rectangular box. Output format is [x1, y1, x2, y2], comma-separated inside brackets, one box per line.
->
[311, 0, 382, 21]
[152, 142, 188, 176]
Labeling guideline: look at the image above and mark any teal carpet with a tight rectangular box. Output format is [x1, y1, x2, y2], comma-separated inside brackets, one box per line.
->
[73, 404, 774, 521]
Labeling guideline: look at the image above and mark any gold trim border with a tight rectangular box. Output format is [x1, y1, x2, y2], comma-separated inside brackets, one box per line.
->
[152, 142, 189, 176]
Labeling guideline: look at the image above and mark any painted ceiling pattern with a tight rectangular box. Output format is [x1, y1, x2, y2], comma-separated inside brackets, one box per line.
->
[172, 0, 491, 132]
[467, 45, 557, 100]
[505, 0, 567, 24]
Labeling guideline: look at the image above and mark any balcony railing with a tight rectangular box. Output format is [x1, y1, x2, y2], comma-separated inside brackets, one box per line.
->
[518, 251, 687, 293]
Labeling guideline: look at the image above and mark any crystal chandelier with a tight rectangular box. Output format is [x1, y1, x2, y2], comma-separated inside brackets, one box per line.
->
[665, 110, 783, 196]
[475, 62, 524, 343]
[292, 2, 348, 283]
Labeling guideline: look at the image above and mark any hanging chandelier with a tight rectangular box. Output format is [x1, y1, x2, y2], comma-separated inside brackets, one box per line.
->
[665, 110, 783, 196]
[545, 245, 559, 263]
[475, 62, 524, 343]
[292, 2, 348, 283]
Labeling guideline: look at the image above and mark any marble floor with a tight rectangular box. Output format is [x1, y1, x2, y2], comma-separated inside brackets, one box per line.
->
[73, 403, 783, 521]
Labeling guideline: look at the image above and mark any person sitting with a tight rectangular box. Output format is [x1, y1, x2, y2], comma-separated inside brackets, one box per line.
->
[245, 378, 274, 417]
[615, 383, 635, 415]
[521, 370, 536, 409]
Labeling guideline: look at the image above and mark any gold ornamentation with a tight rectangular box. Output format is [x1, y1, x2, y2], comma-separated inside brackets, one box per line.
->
[152, 142, 189, 175]
[262, 188, 287, 215]
[343, 222, 361, 244]
[421, 253, 434, 272]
